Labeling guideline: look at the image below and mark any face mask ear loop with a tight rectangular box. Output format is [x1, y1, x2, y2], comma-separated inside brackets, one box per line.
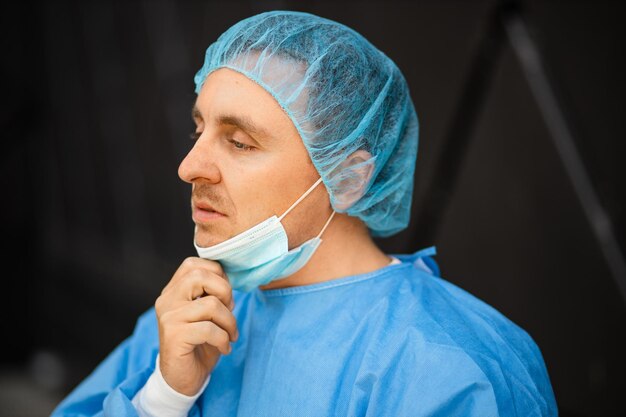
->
[316, 210, 336, 239]
[278, 177, 324, 222]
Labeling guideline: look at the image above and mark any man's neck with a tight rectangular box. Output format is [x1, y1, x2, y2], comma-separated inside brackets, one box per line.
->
[259, 215, 391, 291]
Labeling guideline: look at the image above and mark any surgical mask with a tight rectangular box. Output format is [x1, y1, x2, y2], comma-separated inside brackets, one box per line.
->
[194, 177, 335, 292]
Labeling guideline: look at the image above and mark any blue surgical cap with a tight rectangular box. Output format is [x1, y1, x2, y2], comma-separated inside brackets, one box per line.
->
[194, 10, 419, 238]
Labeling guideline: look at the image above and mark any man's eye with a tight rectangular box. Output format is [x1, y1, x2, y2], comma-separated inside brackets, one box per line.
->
[228, 139, 254, 151]
[190, 131, 201, 141]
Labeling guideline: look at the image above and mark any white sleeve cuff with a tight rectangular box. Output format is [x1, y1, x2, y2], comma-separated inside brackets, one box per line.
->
[131, 354, 211, 417]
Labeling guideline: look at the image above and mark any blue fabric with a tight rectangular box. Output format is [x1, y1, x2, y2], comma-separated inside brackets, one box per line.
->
[52, 248, 557, 416]
[194, 10, 419, 238]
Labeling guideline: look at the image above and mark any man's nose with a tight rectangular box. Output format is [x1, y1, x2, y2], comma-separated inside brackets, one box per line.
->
[178, 136, 221, 184]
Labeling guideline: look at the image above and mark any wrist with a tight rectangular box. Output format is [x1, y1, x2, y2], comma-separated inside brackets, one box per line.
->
[159, 355, 210, 396]
[132, 354, 210, 417]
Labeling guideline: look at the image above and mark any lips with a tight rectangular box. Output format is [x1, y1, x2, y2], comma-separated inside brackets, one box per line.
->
[192, 200, 226, 223]
[193, 200, 224, 215]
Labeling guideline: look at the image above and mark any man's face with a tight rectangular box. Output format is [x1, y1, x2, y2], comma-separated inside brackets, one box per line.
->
[179, 68, 327, 248]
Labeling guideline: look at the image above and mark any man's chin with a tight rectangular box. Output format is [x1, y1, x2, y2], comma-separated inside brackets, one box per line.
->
[194, 227, 227, 248]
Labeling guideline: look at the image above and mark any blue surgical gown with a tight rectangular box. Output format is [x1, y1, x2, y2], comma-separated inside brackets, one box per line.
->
[52, 247, 558, 416]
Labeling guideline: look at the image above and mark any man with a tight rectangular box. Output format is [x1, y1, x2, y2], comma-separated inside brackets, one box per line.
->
[52, 10, 557, 417]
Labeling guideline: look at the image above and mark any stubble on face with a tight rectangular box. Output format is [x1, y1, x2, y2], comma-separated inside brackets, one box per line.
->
[191, 182, 236, 244]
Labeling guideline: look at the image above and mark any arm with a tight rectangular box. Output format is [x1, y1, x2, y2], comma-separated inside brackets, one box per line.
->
[51, 256, 238, 417]
[363, 344, 500, 417]
[131, 354, 210, 417]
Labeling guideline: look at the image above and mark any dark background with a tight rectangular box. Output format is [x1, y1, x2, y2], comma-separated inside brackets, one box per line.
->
[1, 0, 624, 416]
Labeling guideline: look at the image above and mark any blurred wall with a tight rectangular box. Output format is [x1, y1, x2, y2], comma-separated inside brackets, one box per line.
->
[1, 1, 624, 416]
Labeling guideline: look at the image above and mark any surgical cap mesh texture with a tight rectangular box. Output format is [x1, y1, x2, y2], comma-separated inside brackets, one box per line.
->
[194, 10, 419, 237]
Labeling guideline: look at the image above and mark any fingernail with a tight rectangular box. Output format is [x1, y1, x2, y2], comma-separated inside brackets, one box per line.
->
[229, 300, 235, 310]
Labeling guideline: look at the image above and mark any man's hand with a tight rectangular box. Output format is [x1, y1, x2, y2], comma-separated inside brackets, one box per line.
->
[155, 257, 239, 396]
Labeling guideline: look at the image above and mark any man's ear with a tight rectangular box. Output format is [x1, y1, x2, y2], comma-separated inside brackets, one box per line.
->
[332, 149, 375, 211]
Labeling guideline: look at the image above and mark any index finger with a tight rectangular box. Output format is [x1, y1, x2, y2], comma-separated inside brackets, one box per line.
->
[162, 257, 227, 295]
[177, 268, 234, 309]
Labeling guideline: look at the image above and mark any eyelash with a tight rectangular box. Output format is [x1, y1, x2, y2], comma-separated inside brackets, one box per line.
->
[189, 132, 254, 151]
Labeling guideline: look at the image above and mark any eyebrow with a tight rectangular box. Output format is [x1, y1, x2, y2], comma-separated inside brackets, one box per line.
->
[191, 105, 272, 141]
